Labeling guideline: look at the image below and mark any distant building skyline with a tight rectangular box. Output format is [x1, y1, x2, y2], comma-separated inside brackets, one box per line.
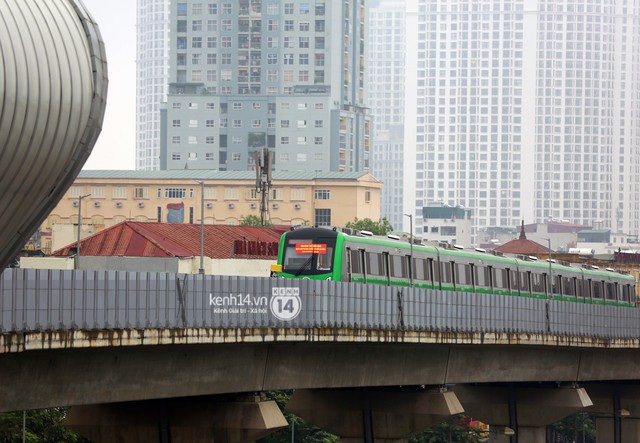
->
[414, 0, 640, 242]
[136, 0, 171, 170]
[160, 0, 371, 174]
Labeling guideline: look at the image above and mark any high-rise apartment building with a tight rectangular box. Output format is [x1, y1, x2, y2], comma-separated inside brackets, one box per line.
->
[136, 0, 171, 170]
[415, 0, 640, 243]
[367, 0, 412, 232]
[160, 0, 370, 174]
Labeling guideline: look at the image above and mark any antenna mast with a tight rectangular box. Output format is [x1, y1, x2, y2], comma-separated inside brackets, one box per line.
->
[255, 148, 273, 226]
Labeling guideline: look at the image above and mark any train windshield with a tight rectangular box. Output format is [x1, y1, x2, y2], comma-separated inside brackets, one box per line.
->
[282, 237, 336, 276]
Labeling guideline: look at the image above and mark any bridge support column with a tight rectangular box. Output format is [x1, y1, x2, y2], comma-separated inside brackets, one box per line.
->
[286, 388, 463, 441]
[455, 385, 592, 443]
[64, 394, 287, 443]
[584, 384, 640, 443]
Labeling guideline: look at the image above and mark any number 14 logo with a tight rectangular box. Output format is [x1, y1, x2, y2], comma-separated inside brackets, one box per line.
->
[270, 287, 302, 321]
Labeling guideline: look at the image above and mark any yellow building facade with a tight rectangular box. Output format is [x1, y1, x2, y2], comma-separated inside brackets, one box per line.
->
[42, 170, 383, 253]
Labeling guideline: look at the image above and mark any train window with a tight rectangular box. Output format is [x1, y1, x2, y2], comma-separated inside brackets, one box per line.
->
[474, 266, 487, 288]
[550, 275, 561, 295]
[440, 262, 453, 284]
[605, 282, 616, 301]
[494, 269, 508, 290]
[520, 272, 530, 292]
[317, 246, 333, 270]
[581, 279, 591, 299]
[414, 258, 425, 280]
[531, 273, 545, 293]
[431, 259, 439, 284]
[455, 263, 472, 286]
[509, 270, 519, 293]
[622, 285, 631, 303]
[366, 252, 384, 276]
[390, 255, 407, 278]
[349, 249, 363, 275]
[562, 276, 575, 297]
[592, 280, 603, 300]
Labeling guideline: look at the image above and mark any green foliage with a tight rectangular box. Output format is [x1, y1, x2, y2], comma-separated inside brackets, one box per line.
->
[0, 408, 90, 443]
[345, 218, 394, 235]
[257, 391, 338, 443]
[409, 417, 486, 443]
[240, 214, 273, 227]
[548, 412, 596, 443]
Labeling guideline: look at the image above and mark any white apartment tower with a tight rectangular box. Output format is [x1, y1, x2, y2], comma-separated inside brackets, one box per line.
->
[161, 0, 371, 173]
[136, 0, 171, 170]
[415, 0, 640, 242]
[367, 0, 416, 232]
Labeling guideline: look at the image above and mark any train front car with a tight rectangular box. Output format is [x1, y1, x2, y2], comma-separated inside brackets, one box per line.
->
[271, 227, 342, 280]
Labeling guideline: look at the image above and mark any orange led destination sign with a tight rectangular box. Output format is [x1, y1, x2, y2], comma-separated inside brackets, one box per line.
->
[295, 243, 327, 254]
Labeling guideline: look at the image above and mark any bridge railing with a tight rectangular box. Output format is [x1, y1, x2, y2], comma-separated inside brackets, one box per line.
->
[1, 269, 639, 340]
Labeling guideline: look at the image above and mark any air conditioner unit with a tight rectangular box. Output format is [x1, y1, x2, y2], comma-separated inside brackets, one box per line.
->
[115, 202, 123, 208]
[228, 203, 234, 209]
[94, 201, 101, 207]
[250, 203, 257, 209]
[272, 203, 278, 209]
[72, 201, 79, 207]
[294, 203, 301, 209]
[138, 202, 145, 208]
[206, 202, 213, 209]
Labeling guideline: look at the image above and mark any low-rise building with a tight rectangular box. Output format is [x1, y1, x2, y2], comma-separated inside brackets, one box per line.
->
[421, 203, 472, 247]
[40, 170, 383, 253]
[22, 222, 286, 276]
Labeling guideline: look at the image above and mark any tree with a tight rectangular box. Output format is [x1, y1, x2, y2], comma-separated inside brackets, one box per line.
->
[548, 412, 596, 443]
[257, 391, 338, 443]
[240, 214, 272, 227]
[345, 218, 394, 235]
[0, 408, 90, 443]
[409, 417, 486, 443]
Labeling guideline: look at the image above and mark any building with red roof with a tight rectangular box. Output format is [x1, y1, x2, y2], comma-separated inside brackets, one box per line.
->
[22, 222, 287, 276]
[493, 222, 551, 256]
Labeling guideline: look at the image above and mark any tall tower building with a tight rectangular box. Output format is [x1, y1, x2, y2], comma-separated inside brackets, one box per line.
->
[136, 0, 171, 170]
[161, 0, 370, 173]
[415, 0, 640, 243]
[367, 0, 416, 232]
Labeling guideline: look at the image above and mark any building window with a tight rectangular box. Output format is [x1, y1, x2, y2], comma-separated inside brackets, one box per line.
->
[205, 153, 214, 160]
[165, 188, 187, 199]
[315, 119, 323, 128]
[281, 136, 289, 145]
[206, 119, 215, 128]
[206, 136, 215, 144]
[232, 119, 242, 128]
[314, 136, 323, 145]
[291, 189, 305, 200]
[134, 187, 148, 199]
[315, 208, 331, 226]
[208, 3, 217, 14]
[207, 37, 217, 49]
[314, 189, 331, 200]
[284, 3, 294, 14]
[192, 3, 202, 14]
[281, 119, 290, 128]
[177, 3, 187, 16]
[297, 136, 307, 145]
[299, 54, 309, 65]
[90, 187, 105, 198]
[172, 152, 181, 160]
[192, 37, 202, 48]
[206, 102, 215, 110]
[172, 119, 181, 128]
[112, 187, 127, 199]
[365, 191, 371, 203]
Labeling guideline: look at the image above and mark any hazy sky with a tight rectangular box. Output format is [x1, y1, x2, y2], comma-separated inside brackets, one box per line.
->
[82, 0, 136, 170]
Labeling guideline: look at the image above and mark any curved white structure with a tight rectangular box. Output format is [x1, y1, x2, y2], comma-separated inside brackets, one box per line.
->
[0, 0, 107, 269]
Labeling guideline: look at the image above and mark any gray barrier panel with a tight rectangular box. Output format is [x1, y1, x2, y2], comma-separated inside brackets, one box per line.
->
[1, 268, 640, 340]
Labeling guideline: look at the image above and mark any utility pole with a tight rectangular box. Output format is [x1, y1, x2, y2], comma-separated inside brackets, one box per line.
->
[76, 194, 91, 270]
[255, 148, 273, 226]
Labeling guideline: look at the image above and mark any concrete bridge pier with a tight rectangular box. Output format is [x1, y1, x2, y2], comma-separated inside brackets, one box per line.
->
[585, 384, 640, 443]
[454, 384, 593, 443]
[286, 388, 464, 442]
[64, 393, 287, 443]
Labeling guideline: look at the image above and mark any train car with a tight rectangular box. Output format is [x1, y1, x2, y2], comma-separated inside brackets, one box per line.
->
[270, 227, 637, 307]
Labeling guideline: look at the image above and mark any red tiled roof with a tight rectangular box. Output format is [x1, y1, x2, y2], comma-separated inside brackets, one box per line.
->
[52, 222, 287, 259]
[493, 239, 550, 255]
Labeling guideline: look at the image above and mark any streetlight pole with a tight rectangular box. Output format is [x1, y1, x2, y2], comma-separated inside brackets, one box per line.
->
[404, 213, 413, 286]
[195, 180, 205, 274]
[544, 237, 553, 297]
[76, 194, 91, 270]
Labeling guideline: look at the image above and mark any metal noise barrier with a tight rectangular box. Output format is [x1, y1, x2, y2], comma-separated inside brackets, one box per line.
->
[1, 268, 639, 339]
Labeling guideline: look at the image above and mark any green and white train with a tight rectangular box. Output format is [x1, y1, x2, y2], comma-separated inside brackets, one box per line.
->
[271, 227, 637, 307]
